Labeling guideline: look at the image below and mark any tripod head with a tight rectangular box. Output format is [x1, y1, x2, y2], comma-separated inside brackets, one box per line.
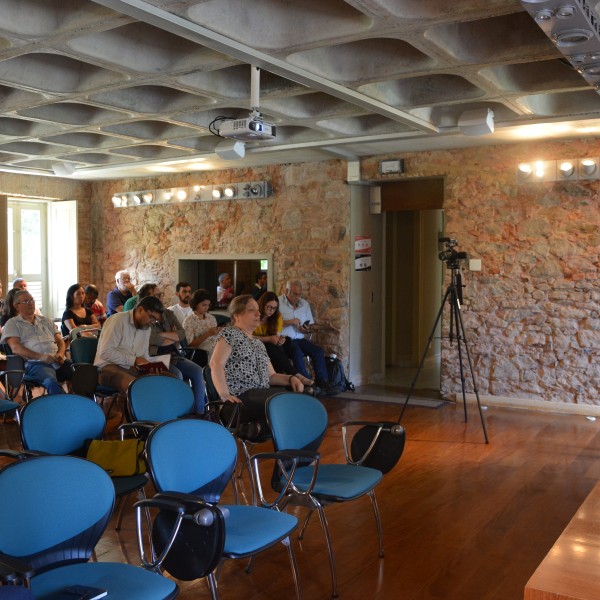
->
[439, 237, 469, 303]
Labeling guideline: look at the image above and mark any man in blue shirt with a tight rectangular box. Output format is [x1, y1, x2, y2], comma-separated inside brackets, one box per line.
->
[106, 270, 137, 316]
[278, 280, 337, 396]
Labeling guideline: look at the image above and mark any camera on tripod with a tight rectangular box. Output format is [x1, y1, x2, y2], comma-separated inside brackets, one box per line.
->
[438, 237, 469, 268]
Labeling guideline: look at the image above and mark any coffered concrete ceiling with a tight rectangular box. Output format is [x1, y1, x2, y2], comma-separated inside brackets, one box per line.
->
[0, 0, 599, 180]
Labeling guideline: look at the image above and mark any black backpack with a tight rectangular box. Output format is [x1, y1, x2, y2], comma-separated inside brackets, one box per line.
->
[325, 356, 355, 394]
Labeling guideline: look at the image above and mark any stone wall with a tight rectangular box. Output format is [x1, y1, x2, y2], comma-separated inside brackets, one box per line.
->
[362, 139, 600, 405]
[89, 161, 351, 359]
[87, 137, 600, 406]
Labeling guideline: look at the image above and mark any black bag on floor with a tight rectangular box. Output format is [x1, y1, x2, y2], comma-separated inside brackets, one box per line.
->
[350, 422, 406, 474]
[325, 356, 355, 393]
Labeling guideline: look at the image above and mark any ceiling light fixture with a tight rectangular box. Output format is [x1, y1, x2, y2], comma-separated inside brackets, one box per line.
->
[212, 187, 223, 200]
[553, 28, 593, 46]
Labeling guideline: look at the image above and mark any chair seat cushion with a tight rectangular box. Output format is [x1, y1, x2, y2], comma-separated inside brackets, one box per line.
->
[30, 561, 178, 600]
[221, 504, 297, 558]
[286, 464, 383, 501]
[112, 473, 148, 497]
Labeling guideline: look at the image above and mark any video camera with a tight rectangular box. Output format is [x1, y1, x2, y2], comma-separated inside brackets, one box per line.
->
[438, 237, 469, 268]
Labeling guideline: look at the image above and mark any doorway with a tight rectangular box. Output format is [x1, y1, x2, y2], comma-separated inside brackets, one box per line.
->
[384, 209, 444, 389]
[380, 177, 445, 391]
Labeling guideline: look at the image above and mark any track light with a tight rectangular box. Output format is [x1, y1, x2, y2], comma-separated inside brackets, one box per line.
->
[517, 157, 600, 183]
[112, 180, 273, 207]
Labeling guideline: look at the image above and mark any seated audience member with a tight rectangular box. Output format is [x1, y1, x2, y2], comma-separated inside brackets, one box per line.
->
[149, 304, 206, 413]
[12, 278, 42, 316]
[251, 271, 268, 300]
[216, 272, 234, 308]
[183, 289, 222, 358]
[61, 283, 100, 337]
[12, 278, 27, 290]
[210, 295, 305, 438]
[0, 290, 72, 394]
[94, 295, 164, 393]
[168, 281, 193, 326]
[84, 284, 107, 325]
[254, 292, 313, 386]
[123, 282, 159, 312]
[106, 270, 137, 316]
[279, 280, 338, 396]
[0, 288, 19, 328]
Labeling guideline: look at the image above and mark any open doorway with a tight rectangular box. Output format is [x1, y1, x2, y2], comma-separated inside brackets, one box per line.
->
[384, 209, 444, 390]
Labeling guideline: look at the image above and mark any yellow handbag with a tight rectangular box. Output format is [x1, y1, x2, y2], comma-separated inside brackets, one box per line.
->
[86, 439, 146, 476]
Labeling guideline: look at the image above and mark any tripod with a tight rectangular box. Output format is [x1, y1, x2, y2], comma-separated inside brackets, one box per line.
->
[398, 264, 489, 444]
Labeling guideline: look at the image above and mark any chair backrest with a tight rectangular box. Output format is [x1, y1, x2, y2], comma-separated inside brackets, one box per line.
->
[266, 392, 328, 452]
[127, 375, 194, 422]
[20, 394, 105, 455]
[5, 355, 26, 389]
[202, 365, 219, 403]
[146, 419, 237, 503]
[70, 363, 100, 399]
[69, 336, 99, 364]
[0, 455, 114, 571]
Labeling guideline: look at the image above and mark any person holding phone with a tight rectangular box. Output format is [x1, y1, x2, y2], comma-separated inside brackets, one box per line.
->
[279, 280, 338, 396]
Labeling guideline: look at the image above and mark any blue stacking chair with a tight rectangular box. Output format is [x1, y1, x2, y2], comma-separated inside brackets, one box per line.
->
[144, 418, 301, 599]
[0, 454, 178, 599]
[127, 374, 195, 424]
[18, 393, 148, 530]
[266, 392, 385, 598]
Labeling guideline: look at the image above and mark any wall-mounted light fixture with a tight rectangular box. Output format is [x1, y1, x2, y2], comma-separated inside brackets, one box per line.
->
[516, 157, 600, 183]
[111, 180, 273, 208]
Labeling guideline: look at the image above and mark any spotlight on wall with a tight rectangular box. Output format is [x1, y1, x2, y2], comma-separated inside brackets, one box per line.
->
[580, 157, 599, 178]
[517, 157, 600, 183]
[223, 184, 237, 198]
[112, 180, 273, 208]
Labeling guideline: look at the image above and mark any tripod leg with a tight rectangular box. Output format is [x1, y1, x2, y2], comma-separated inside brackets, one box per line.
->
[451, 292, 469, 423]
[453, 297, 489, 444]
[398, 286, 452, 422]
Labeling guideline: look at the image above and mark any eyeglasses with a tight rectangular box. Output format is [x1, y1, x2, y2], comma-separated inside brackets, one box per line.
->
[287, 290, 302, 298]
[17, 299, 35, 305]
[264, 304, 278, 311]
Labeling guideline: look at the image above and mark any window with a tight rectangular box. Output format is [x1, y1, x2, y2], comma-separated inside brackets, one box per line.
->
[7, 198, 77, 318]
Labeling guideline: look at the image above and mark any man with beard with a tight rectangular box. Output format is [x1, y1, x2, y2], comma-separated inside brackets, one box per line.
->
[167, 281, 192, 326]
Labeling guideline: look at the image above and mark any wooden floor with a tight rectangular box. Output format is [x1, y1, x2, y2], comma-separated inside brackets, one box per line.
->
[2, 395, 599, 600]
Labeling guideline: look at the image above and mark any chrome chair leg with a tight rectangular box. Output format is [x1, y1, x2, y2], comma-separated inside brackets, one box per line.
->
[368, 489, 384, 558]
[316, 504, 338, 598]
[298, 507, 314, 540]
[283, 535, 301, 600]
[207, 572, 219, 600]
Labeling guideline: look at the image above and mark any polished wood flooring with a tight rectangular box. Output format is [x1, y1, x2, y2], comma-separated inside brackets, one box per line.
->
[1, 395, 599, 600]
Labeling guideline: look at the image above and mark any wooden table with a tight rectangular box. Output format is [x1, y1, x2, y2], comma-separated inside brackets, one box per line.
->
[525, 480, 600, 599]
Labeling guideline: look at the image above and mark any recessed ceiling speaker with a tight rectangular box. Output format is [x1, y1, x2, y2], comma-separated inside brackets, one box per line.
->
[458, 108, 495, 136]
[214, 139, 246, 160]
[51, 162, 76, 176]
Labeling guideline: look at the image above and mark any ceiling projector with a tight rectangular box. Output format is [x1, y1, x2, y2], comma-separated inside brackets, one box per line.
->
[217, 116, 276, 141]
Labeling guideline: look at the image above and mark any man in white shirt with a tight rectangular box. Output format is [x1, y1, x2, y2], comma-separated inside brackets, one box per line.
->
[95, 295, 164, 393]
[216, 273, 234, 308]
[278, 280, 337, 395]
[167, 281, 193, 326]
[0, 290, 71, 394]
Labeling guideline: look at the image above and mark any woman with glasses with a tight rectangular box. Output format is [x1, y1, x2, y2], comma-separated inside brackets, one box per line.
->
[210, 295, 306, 439]
[254, 292, 313, 386]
